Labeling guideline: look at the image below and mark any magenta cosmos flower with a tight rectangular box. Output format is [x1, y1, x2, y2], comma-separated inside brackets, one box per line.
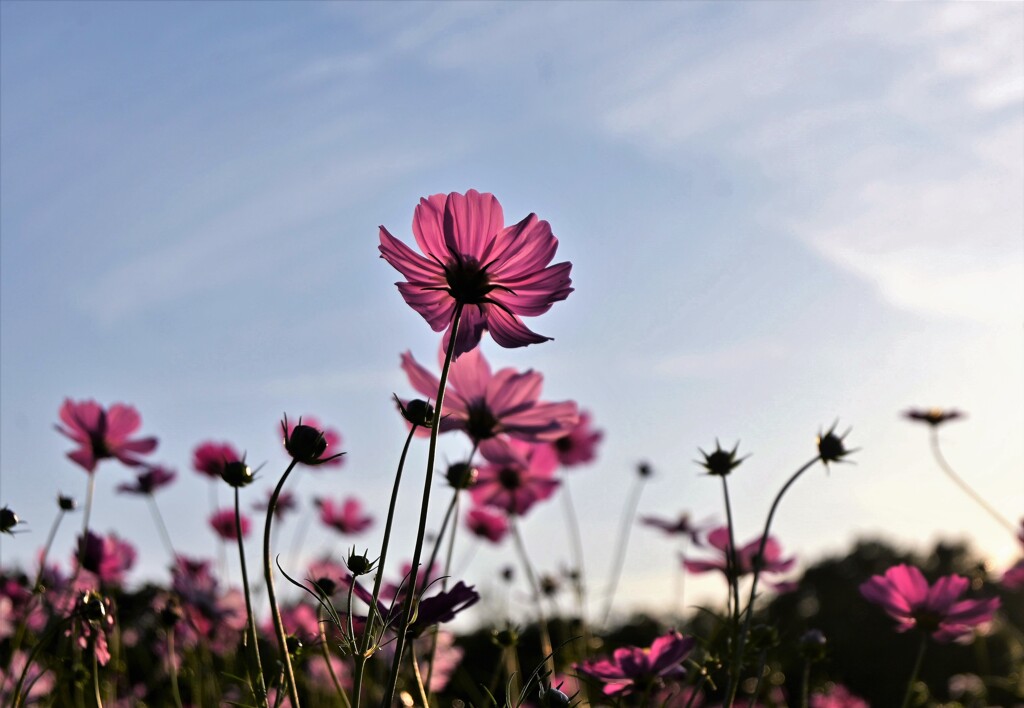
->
[684, 526, 795, 579]
[402, 346, 578, 444]
[465, 506, 509, 544]
[859, 564, 1000, 643]
[379, 189, 573, 357]
[209, 508, 250, 540]
[471, 439, 560, 516]
[192, 441, 242, 479]
[116, 464, 176, 495]
[282, 416, 344, 468]
[56, 399, 158, 473]
[317, 496, 373, 535]
[575, 630, 695, 697]
[640, 512, 713, 546]
[75, 531, 137, 587]
[550, 410, 603, 467]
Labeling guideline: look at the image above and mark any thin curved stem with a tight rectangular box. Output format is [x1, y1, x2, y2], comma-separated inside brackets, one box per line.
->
[353, 425, 419, 708]
[929, 429, 1014, 533]
[800, 661, 811, 708]
[410, 643, 430, 708]
[510, 515, 555, 676]
[319, 606, 351, 708]
[92, 647, 104, 708]
[424, 490, 461, 700]
[263, 459, 301, 708]
[720, 474, 742, 707]
[148, 496, 177, 559]
[561, 477, 593, 662]
[900, 636, 928, 708]
[600, 472, 647, 626]
[383, 303, 464, 708]
[236, 488, 268, 706]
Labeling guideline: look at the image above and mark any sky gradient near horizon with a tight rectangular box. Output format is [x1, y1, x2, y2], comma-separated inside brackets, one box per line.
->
[2, 1, 1022, 623]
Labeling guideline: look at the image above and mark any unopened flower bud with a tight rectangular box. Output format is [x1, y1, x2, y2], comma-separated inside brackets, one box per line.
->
[637, 462, 653, 478]
[79, 592, 107, 624]
[286, 424, 328, 463]
[799, 629, 827, 662]
[446, 462, 478, 490]
[286, 635, 304, 657]
[396, 396, 435, 428]
[492, 625, 519, 648]
[697, 441, 746, 477]
[58, 495, 78, 511]
[221, 460, 255, 488]
[817, 422, 855, 464]
[538, 682, 572, 708]
[1, 506, 20, 535]
[346, 548, 376, 577]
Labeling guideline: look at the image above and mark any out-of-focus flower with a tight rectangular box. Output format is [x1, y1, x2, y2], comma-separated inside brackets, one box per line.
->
[209, 508, 249, 541]
[402, 347, 578, 444]
[466, 506, 509, 543]
[116, 465, 176, 495]
[697, 440, 746, 477]
[575, 630, 695, 697]
[282, 415, 344, 468]
[810, 682, 869, 708]
[56, 399, 158, 473]
[550, 410, 603, 467]
[263, 602, 322, 645]
[169, 556, 246, 654]
[415, 631, 464, 693]
[471, 440, 560, 516]
[69, 591, 115, 666]
[75, 532, 136, 587]
[1003, 559, 1024, 590]
[192, 441, 242, 479]
[903, 407, 965, 427]
[317, 496, 373, 535]
[254, 489, 297, 520]
[406, 581, 480, 637]
[640, 512, 713, 545]
[379, 189, 573, 357]
[859, 564, 1000, 643]
[683, 526, 795, 579]
[0, 650, 55, 705]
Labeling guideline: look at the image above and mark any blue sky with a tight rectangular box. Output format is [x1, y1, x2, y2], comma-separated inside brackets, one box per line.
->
[2, 1, 1021, 621]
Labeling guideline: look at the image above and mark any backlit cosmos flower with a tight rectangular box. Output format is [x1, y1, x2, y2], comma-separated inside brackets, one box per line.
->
[379, 189, 573, 356]
[56, 399, 158, 473]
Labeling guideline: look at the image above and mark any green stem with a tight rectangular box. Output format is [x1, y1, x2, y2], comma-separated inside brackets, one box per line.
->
[263, 459, 301, 708]
[319, 606, 351, 708]
[93, 647, 104, 708]
[800, 661, 811, 708]
[167, 630, 184, 708]
[899, 637, 928, 708]
[600, 472, 647, 625]
[383, 303, 464, 708]
[236, 488, 268, 706]
[410, 644, 430, 708]
[510, 515, 555, 676]
[929, 429, 1015, 533]
[353, 424, 419, 708]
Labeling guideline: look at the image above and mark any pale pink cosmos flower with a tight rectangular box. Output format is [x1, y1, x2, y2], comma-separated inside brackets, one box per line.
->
[1001, 559, 1024, 591]
[471, 439, 560, 516]
[640, 512, 714, 546]
[192, 441, 242, 479]
[56, 399, 158, 473]
[550, 410, 603, 467]
[401, 346, 578, 445]
[254, 489, 298, 521]
[317, 496, 373, 535]
[116, 464, 176, 495]
[683, 526, 795, 579]
[379, 189, 573, 357]
[209, 508, 249, 540]
[810, 682, 869, 708]
[74, 531, 137, 587]
[575, 630, 696, 697]
[859, 564, 1000, 643]
[282, 416, 344, 468]
[465, 506, 509, 543]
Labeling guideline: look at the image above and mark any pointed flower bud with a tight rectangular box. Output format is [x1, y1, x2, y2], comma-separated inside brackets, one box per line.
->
[799, 629, 827, 662]
[1, 506, 21, 535]
[221, 459, 255, 488]
[346, 547, 377, 577]
[395, 395, 435, 428]
[281, 415, 345, 466]
[697, 440, 747, 477]
[817, 422, 856, 464]
[446, 462, 478, 490]
[58, 495, 78, 511]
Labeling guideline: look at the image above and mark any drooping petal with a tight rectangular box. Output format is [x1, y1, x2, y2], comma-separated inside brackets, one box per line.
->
[396, 282, 455, 331]
[485, 305, 551, 349]
[379, 226, 446, 284]
[401, 351, 442, 400]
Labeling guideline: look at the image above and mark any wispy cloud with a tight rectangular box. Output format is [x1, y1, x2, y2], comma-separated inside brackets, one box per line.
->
[651, 339, 789, 380]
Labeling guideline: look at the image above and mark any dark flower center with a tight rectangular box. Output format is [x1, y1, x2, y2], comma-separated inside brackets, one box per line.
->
[912, 609, 943, 633]
[498, 467, 522, 490]
[465, 403, 499, 441]
[444, 258, 494, 305]
[553, 435, 573, 452]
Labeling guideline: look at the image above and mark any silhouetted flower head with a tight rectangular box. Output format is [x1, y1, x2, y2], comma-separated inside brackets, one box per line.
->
[379, 189, 573, 357]
[116, 464, 176, 496]
[799, 629, 828, 662]
[550, 410, 603, 467]
[209, 508, 249, 541]
[192, 441, 242, 479]
[220, 459, 255, 488]
[282, 415, 345, 466]
[445, 461, 479, 490]
[575, 630, 696, 697]
[56, 399, 158, 473]
[859, 564, 1000, 643]
[903, 408, 965, 427]
[396, 396, 435, 428]
[817, 422, 856, 464]
[1, 506, 21, 535]
[637, 461, 654, 478]
[402, 347, 578, 444]
[58, 495, 78, 511]
[346, 548, 376, 577]
[69, 591, 115, 666]
[538, 680, 573, 708]
[697, 440, 746, 476]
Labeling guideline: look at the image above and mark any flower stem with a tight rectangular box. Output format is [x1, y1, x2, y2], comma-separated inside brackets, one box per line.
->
[929, 428, 1014, 533]
[262, 459, 301, 708]
[167, 630, 184, 708]
[383, 303, 464, 708]
[92, 646, 104, 708]
[900, 636, 928, 708]
[147, 495, 177, 559]
[410, 644, 430, 708]
[510, 515, 555, 676]
[319, 606, 351, 708]
[800, 661, 811, 708]
[424, 489, 462, 699]
[236, 488, 268, 706]
[561, 477, 593, 661]
[353, 425, 419, 708]
[600, 471, 648, 626]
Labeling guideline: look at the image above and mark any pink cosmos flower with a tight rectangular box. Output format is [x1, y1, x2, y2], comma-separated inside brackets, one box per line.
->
[810, 683, 869, 708]
[169, 556, 246, 654]
[209, 508, 249, 540]
[466, 506, 509, 544]
[471, 440, 560, 516]
[75, 531, 137, 587]
[254, 489, 297, 521]
[56, 399, 158, 473]
[550, 410, 603, 467]
[192, 441, 242, 479]
[402, 346, 578, 444]
[1001, 559, 1024, 591]
[640, 512, 714, 546]
[116, 464, 176, 495]
[859, 564, 1000, 643]
[317, 496, 373, 535]
[379, 189, 573, 357]
[282, 416, 344, 468]
[683, 526, 795, 579]
[575, 630, 696, 697]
